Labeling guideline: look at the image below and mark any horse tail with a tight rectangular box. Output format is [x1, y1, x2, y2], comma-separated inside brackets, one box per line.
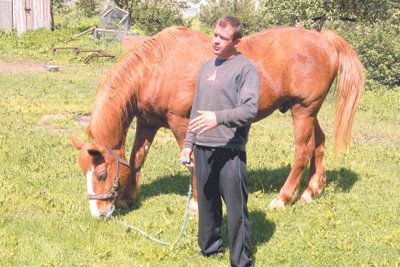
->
[322, 30, 365, 155]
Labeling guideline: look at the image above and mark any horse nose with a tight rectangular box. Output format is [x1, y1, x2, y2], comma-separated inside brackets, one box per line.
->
[99, 204, 116, 219]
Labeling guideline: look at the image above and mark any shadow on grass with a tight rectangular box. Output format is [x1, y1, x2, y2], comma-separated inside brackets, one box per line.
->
[115, 166, 357, 252]
[219, 209, 275, 256]
[127, 166, 358, 209]
[327, 167, 359, 192]
[250, 209, 275, 247]
[122, 173, 191, 213]
[119, 166, 358, 225]
[247, 166, 359, 194]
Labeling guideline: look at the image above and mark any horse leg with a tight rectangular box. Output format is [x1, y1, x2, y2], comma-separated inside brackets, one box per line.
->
[300, 118, 327, 203]
[269, 105, 316, 208]
[121, 119, 159, 207]
[168, 115, 198, 213]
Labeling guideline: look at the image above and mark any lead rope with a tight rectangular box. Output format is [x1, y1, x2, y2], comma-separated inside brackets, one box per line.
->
[116, 166, 193, 247]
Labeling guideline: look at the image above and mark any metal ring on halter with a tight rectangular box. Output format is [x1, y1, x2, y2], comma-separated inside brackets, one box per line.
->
[88, 146, 130, 201]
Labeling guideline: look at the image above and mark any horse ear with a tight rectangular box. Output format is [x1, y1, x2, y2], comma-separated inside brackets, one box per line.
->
[87, 143, 103, 156]
[70, 136, 85, 150]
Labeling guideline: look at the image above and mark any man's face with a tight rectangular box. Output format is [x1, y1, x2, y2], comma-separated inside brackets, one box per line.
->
[212, 24, 240, 59]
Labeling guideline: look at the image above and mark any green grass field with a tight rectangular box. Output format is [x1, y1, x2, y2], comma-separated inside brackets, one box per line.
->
[0, 57, 399, 266]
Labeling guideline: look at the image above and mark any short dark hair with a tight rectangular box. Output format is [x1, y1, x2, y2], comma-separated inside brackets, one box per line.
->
[216, 16, 243, 40]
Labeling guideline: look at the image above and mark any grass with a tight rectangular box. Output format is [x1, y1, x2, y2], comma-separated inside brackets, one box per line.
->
[0, 14, 125, 65]
[0, 27, 399, 266]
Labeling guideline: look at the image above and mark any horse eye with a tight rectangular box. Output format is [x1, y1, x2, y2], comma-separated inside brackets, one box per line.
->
[98, 172, 107, 181]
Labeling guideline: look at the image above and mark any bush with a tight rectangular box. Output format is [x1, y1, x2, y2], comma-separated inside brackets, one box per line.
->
[199, 0, 265, 35]
[338, 20, 400, 88]
[75, 0, 98, 17]
[129, 0, 187, 35]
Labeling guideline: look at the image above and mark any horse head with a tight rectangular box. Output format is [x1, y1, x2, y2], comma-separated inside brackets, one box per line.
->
[70, 136, 133, 218]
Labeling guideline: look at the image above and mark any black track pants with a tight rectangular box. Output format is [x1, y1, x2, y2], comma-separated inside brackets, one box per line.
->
[194, 145, 253, 267]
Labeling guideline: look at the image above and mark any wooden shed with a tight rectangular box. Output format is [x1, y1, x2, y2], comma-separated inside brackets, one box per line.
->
[0, 0, 51, 36]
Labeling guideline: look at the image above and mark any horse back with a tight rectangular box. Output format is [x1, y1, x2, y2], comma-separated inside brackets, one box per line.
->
[241, 26, 339, 118]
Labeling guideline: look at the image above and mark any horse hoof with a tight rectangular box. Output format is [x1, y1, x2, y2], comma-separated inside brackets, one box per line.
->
[269, 198, 286, 209]
[300, 191, 313, 204]
[189, 199, 198, 215]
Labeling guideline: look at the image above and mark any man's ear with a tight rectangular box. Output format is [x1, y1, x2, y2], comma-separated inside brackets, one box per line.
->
[70, 136, 85, 150]
[234, 38, 241, 48]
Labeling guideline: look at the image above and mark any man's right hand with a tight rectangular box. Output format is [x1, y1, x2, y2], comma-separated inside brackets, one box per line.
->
[180, 147, 193, 166]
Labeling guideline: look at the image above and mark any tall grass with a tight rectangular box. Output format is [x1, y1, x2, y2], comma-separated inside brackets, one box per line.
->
[0, 63, 399, 266]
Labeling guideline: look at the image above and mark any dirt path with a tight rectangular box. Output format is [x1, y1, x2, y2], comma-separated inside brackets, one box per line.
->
[0, 61, 47, 73]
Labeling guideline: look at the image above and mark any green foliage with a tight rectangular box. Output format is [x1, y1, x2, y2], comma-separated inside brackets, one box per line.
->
[53, 0, 101, 20]
[0, 14, 124, 65]
[113, 0, 188, 35]
[258, 0, 398, 28]
[336, 17, 400, 87]
[199, 0, 399, 33]
[199, 0, 264, 35]
[54, 6, 101, 30]
[76, 0, 98, 17]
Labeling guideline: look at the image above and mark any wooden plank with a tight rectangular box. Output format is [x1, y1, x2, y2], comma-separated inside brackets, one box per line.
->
[25, 0, 33, 30]
[14, 0, 26, 36]
[0, 0, 13, 29]
[32, 0, 51, 29]
[13, 0, 51, 36]
[43, 0, 50, 28]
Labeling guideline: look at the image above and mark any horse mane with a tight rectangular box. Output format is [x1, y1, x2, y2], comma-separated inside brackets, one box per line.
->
[87, 27, 190, 147]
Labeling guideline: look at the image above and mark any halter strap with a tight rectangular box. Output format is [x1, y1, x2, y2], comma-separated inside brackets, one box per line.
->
[88, 145, 130, 201]
[105, 146, 130, 167]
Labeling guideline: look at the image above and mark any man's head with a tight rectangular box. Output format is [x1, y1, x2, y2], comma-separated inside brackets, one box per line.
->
[212, 16, 243, 59]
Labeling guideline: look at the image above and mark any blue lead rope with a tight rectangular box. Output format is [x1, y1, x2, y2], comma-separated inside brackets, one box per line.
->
[117, 166, 193, 247]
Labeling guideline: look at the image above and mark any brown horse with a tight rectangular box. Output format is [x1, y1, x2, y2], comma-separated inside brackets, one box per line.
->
[71, 26, 364, 218]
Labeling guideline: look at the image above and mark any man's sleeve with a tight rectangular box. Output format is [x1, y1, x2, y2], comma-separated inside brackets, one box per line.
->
[183, 77, 201, 149]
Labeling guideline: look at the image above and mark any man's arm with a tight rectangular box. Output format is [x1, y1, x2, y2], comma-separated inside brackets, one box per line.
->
[215, 67, 260, 128]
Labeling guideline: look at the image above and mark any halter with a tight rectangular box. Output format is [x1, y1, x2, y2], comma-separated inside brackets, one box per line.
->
[88, 146, 130, 201]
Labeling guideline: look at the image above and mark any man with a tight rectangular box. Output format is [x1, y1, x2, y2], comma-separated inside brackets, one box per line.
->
[180, 16, 260, 267]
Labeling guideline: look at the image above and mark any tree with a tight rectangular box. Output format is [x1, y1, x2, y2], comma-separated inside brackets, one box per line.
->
[113, 0, 188, 35]
[258, 0, 399, 30]
[199, 0, 264, 35]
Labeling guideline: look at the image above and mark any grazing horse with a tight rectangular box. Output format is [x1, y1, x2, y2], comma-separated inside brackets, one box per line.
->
[71, 26, 364, 218]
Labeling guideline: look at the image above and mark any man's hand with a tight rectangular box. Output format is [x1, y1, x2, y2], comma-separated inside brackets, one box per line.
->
[189, 110, 217, 134]
[180, 147, 193, 166]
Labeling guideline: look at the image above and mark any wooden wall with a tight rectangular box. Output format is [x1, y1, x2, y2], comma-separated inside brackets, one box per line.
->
[0, 0, 13, 29]
[0, 0, 51, 36]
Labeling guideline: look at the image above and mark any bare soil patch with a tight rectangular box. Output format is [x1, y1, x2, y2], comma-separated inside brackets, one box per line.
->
[35, 113, 91, 135]
[0, 61, 47, 73]
[35, 113, 70, 134]
[77, 114, 90, 126]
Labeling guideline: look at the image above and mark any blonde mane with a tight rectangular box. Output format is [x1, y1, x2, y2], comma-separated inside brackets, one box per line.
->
[87, 27, 190, 147]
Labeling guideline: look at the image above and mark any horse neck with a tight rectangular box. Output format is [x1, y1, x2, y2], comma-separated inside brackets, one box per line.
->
[88, 56, 142, 149]
[87, 28, 182, 149]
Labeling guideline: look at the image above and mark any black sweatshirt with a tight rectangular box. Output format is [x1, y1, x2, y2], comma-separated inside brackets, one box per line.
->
[184, 53, 260, 152]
